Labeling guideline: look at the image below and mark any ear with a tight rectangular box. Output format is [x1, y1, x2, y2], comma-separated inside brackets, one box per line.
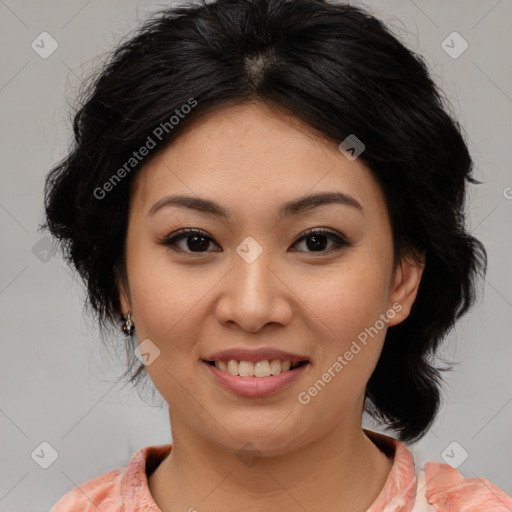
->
[386, 251, 425, 327]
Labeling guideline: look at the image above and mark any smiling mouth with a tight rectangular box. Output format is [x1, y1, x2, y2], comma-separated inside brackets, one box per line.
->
[203, 359, 309, 378]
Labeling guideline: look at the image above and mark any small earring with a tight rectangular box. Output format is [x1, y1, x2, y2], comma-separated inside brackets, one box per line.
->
[122, 311, 135, 336]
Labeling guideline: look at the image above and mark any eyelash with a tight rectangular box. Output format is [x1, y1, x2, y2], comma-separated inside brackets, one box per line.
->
[159, 228, 350, 255]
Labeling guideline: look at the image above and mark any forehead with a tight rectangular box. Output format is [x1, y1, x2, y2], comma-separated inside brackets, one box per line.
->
[129, 101, 384, 219]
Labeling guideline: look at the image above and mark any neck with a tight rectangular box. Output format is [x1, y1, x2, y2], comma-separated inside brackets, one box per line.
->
[148, 416, 394, 512]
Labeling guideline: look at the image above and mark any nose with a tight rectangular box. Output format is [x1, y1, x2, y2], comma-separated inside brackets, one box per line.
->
[214, 249, 294, 333]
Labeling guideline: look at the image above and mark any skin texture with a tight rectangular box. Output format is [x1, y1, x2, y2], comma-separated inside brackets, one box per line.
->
[119, 101, 425, 511]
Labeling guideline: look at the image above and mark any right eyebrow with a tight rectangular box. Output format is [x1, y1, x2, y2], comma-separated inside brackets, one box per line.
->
[147, 191, 364, 219]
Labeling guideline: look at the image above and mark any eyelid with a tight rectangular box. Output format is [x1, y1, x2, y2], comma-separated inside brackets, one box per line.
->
[292, 227, 347, 244]
[289, 227, 350, 252]
[159, 227, 350, 254]
[159, 228, 221, 252]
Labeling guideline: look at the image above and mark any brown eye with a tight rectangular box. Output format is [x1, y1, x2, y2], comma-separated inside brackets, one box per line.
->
[290, 229, 350, 253]
[159, 228, 349, 255]
[160, 229, 220, 253]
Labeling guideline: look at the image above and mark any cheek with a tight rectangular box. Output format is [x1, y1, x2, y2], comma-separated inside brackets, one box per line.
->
[298, 253, 392, 394]
[130, 270, 207, 343]
[304, 257, 392, 342]
[125, 258, 212, 403]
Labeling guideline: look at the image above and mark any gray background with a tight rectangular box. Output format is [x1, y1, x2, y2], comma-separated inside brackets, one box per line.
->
[1, 1, 511, 510]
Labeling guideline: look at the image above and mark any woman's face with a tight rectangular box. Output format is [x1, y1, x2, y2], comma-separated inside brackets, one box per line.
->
[119, 101, 424, 455]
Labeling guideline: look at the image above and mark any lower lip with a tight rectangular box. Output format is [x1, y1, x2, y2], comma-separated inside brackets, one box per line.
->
[203, 361, 310, 397]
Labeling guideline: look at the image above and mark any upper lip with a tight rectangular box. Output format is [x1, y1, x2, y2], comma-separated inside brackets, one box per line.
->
[202, 347, 310, 364]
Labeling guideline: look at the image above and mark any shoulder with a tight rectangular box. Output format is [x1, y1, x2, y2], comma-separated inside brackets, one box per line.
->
[50, 443, 172, 512]
[422, 461, 512, 512]
[50, 468, 124, 511]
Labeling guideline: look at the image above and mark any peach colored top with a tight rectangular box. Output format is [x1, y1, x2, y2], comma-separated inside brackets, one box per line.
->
[51, 430, 512, 511]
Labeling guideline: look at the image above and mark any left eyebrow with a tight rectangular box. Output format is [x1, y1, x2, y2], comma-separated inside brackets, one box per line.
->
[147, 191, 364, 218]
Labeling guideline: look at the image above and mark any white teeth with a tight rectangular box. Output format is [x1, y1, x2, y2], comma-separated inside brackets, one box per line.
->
[254, 360, 271, 377]
[227, 359, 238, 376]
[269, 359, 281, 375]
[213, 359, 299, 377]
[239, 361, 254, 377]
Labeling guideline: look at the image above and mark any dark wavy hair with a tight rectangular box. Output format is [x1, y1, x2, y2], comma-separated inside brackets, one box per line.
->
[40, 0, 487, 443]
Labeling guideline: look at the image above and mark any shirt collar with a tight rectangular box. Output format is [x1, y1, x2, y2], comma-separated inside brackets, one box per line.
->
[122, 430, 418, 511]
[364, 429, 418, 512]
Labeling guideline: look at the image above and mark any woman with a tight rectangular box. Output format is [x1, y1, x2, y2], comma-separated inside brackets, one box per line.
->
[43, 0, 512, 510]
